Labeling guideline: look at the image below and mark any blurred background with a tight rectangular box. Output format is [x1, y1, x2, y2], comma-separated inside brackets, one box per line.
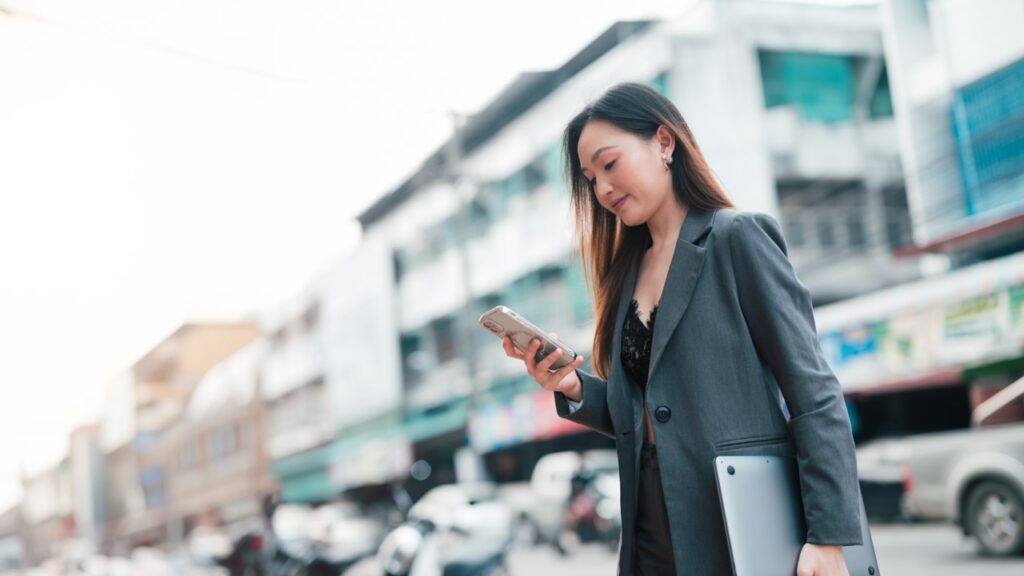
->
[1, 0, 1023, 574]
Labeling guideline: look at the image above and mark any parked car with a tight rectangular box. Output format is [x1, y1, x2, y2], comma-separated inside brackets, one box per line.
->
[855, 438, 913, 522]
[901, 420, 1024, 556]
[895, 376, 1024, 556]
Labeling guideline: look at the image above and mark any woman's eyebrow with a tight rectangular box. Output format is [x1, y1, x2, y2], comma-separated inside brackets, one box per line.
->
[581, 145, 617, 173]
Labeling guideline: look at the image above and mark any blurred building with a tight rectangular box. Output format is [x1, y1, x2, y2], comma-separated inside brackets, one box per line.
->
[817, 0, 1024, 442]
[0, 503, 25, 570]
[116, 323, 261, 550]
[883, 0, 1024, 263]
[260, 280, 334, 503]
[261, 240, 411, 509]
[18, 456, 72, 565]
[163, 337, 275, 542]
[67, 426, 104, 544]
[96, 370, 144, 556]
[353, 0, 910, 488]
[670, 0, 916, 303]
[14, 427, 113, 565]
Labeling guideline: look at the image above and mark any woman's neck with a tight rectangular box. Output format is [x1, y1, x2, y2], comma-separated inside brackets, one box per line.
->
[646, 200, 688, 254]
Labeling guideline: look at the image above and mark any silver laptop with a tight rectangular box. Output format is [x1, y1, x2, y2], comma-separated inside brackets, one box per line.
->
[713, 455, 881, 576]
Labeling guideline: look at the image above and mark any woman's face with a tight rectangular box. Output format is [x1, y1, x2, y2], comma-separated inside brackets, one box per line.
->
[577, 119, 675, 226]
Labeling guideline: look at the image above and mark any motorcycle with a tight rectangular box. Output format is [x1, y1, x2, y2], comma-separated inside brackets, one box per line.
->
[377, 481, 512, 576]
[268, 502, 383, 576]
[188, 523, 267, 575]
[557, 471, 621, 554]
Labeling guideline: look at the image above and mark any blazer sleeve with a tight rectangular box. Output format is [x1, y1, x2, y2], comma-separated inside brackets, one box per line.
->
[552, 368, 616, 440]
[729, 212, 863, 546]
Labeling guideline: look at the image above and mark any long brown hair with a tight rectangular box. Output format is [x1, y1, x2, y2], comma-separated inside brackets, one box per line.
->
[563, 82, 735, 379]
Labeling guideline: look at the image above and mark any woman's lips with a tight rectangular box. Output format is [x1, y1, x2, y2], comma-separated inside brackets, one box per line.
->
[612, 196, 627, 210]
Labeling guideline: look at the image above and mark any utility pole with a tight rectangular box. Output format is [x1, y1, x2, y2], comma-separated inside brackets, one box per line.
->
[444, 111, 488, 483]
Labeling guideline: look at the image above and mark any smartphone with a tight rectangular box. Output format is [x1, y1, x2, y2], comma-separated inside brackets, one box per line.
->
[478, 305, 579, 372]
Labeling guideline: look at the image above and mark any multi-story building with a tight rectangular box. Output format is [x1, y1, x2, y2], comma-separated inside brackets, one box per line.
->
[816, 0, 1024, 440]
[164, 337, 276, 541]
[260, 279, 335, 504]
[262, 239, 410, 509]
[118, 323, 261, 549]
[96, 370, 144, 556]
[0, 504, 24, 570]
[67, 425, 104, 545]
[354, 0, 908, 487]
[883, 0, 1024, 264]
[18, 456, 72, 565]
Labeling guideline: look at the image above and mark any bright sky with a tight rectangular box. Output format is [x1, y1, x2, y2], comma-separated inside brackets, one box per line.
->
[0, 0, 712, 511]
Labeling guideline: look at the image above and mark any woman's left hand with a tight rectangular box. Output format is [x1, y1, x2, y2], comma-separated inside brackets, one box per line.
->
[796, 543, 849, 576]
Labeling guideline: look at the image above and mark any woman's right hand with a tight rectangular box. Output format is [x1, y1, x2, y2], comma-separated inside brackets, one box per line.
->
[502, 334, 584, 401]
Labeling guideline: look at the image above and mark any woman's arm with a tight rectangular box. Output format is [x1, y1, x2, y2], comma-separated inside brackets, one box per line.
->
[553, 368, 616, 440]
[729, 212, 863, 546]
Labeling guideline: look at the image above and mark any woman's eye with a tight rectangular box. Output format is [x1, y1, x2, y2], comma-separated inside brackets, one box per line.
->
[605, 161, 615, 171]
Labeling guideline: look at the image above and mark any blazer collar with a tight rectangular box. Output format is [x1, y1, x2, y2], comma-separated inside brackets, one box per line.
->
[611, 206, 717, 403]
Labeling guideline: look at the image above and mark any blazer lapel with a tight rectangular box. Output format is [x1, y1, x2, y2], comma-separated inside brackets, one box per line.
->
[647, 206, 716, 383]
[608, 207, 717, 430]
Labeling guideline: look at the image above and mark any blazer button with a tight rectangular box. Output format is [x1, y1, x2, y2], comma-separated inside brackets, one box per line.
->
[654, 406, 671, 423]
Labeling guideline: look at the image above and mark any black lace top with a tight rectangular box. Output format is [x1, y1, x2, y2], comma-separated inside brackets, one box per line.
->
[621, 297, 658, 391]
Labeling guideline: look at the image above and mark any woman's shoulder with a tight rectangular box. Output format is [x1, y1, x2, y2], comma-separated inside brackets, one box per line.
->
[712, 207, 790, 260]
[711, 208, 782, 238]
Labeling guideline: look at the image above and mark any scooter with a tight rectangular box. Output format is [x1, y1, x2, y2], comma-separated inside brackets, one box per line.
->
[557, 471, 622, 554]
[376, 482, 512, 576]
[188, 523, 267, 575]
[268, 502, 382, 576]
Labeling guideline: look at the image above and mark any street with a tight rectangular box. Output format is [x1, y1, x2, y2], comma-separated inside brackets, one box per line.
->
[503, 522, 1024, 576]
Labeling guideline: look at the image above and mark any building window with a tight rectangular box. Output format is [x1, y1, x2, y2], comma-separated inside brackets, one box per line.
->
[846, 215, 866, 247]
[817, 219, 836, 248]
[868, 66, 894, 119]
[400, 333, 424, 387]
[649, 71, 670, 97]
[178, 441, 199, 471]
[784, 217, 806, 248]
[208, 425, 239, 462]
[952, 56, 1024, 216]
[432, 315, 457, 363]
[758, 50, 856, 124]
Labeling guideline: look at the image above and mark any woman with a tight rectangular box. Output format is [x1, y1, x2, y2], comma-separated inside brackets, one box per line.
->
[501, 82, 862, 575]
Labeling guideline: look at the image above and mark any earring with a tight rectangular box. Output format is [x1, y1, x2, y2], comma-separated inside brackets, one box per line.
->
[662, 154, 673, 170]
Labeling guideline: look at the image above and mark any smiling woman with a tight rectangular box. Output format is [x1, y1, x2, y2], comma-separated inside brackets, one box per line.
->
[495, 82, 866, 576]
[563, 83, 736, 381]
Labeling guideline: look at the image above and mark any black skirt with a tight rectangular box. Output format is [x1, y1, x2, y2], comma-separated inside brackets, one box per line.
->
[631, 439, 677, 576]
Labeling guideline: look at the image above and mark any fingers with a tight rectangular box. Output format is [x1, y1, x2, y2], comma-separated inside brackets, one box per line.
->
[524, 339, 541, 374]
[502, 336, 521, 359]
[537, 346, 564, 373]
[543, 355, 584, 391]
[503, 335, 583, 390]
[503, 335, 532, 359]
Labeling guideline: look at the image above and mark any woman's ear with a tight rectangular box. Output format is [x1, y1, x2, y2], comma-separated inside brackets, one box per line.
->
[656, 124, 675, 157]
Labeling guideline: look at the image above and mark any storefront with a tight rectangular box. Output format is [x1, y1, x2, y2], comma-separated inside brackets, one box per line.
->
[817, 251, 1024, 442]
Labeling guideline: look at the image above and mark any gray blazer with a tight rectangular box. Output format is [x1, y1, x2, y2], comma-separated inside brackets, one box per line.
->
[554, 206, 863, 575]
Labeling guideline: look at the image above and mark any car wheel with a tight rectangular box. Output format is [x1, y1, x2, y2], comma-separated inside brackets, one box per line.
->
[966, 480, 1024, 556]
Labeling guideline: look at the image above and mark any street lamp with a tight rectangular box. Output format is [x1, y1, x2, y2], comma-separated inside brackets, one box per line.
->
[444, 111, 489, 484]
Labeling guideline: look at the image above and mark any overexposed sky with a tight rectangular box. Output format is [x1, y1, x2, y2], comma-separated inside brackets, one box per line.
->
[0, 0, 708, 510]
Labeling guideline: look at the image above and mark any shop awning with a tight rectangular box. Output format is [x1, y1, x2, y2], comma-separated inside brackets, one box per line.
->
[404, 398, 469, 443]
[271, 443, 334, 504]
